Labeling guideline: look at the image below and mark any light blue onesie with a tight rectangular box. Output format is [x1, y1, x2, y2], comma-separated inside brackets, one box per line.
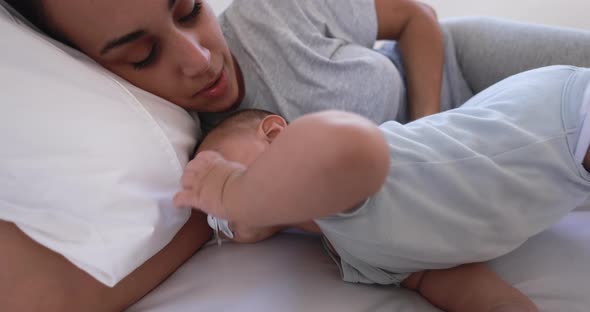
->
[316, 66, 590, 285]
[201, 0, 590, 284]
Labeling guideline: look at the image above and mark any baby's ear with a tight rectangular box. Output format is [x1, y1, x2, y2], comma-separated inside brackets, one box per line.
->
[257, 115, 287, 142]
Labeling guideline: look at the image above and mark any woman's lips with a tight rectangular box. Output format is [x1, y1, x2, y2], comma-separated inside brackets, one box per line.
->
[195, 71, 228, 100]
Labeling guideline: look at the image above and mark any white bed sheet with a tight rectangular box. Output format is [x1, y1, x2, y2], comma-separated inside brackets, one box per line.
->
[129, 211, 590, 312]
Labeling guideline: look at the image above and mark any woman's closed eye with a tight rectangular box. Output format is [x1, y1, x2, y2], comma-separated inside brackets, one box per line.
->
[133, 44, 158, 70]
[178, 1, 202, 24]
[130, 1, 202, 70]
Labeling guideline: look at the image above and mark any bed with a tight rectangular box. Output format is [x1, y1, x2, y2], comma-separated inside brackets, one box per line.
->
[2, 1, 590, 311]
[129, 210, 590, 312]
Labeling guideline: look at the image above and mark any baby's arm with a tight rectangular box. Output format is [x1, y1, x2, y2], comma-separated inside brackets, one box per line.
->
[174, 110, 389, 228]
[402, 263, 538, 312]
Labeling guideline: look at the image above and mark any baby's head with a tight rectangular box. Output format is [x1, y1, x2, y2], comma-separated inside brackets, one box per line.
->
[197, 109, 288, 166]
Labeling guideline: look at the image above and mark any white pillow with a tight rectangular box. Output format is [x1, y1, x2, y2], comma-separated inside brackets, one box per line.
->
[0, 4, 198, 287]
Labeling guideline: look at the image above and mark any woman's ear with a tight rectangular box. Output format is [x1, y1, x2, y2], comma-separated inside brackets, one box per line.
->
[257, 115, 287, 143]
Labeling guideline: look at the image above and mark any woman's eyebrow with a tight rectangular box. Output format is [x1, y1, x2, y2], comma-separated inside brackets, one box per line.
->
[100, 30, 146, 55]
[100, 0, 177, 56]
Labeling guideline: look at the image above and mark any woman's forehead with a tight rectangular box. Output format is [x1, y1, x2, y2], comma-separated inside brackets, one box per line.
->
[43, 0, 173, 55]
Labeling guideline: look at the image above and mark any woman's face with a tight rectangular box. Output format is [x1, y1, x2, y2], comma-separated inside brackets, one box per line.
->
[43, 0, 242, 112]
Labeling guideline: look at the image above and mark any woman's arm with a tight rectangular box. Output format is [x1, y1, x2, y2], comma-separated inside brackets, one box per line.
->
[174, 111, 390, 228]
[374, 0, 443, 120]
[0, 212, 211, 312]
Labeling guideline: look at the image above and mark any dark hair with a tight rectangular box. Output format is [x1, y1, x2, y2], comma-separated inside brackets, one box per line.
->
[5, 0, 45, 29]
[5, 0, 73, 46]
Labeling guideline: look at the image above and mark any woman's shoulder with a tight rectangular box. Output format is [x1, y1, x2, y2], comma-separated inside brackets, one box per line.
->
[225, 0, 318, 13]
[222, 0, 377, 48]
[222, 0, 372, 28]
[221, 0, 320, 26]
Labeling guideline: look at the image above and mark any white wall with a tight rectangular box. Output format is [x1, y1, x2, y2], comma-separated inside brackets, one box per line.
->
[423, 0, 589, 30]
[209, 0, 589, 30]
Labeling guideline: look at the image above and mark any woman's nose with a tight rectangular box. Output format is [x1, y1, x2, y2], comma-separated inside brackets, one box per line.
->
[173, 32, 211, 78]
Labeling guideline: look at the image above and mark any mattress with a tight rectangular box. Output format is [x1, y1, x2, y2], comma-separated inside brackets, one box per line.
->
[129, 211, 590, 311]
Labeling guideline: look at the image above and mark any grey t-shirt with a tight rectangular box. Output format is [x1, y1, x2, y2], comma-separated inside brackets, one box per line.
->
[200, 0, 472, 129]
[202, 0, 403, 128]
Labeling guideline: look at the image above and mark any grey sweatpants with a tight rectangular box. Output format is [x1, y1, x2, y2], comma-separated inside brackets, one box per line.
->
[377, 17, 590, 123]
[443, 17, 590, 94]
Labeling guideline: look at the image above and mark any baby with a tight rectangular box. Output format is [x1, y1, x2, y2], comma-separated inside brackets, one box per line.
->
[175, 66, 590, 312]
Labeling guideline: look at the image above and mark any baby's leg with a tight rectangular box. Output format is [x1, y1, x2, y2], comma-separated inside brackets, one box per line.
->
[402, 263, 537, 312]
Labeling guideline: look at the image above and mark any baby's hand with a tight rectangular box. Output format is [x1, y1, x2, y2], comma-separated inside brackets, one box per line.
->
[173, 151, 245, 220]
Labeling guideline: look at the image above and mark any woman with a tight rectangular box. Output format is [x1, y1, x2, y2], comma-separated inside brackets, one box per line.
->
[3, 0, 590, 311]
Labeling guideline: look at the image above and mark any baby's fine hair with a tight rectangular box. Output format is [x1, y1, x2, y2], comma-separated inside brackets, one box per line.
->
[193, 109, 278, 156]
[214, 109, 278, 131]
